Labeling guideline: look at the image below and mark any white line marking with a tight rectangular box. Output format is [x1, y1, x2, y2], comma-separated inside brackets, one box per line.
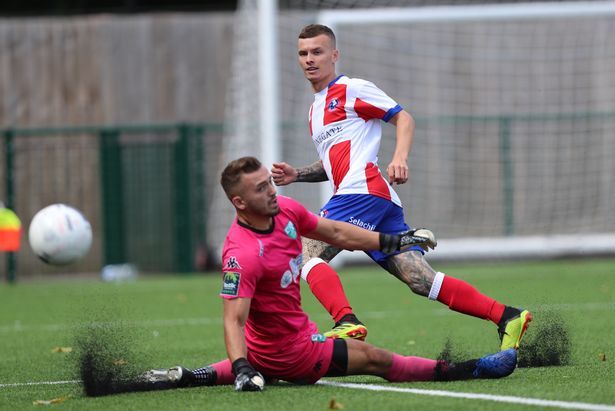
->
[3, 378, 614, 411]
[0, 380, 81, 388]
[1, 302, 612, 334]
[317, 381, 615, 411]
[0, 317, 222, 333]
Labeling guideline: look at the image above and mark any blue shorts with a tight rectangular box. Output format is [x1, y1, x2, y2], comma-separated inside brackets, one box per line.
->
[319, 194, 424, 267]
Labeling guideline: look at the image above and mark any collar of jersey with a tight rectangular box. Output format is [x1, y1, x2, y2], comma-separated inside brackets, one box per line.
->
[237, 217, 275, 234]
[317, 74, 345, 94]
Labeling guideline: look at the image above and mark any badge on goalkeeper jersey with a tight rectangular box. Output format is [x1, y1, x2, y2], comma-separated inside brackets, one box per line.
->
[221, 271, 241, 296]
[284, 221, 297, 239]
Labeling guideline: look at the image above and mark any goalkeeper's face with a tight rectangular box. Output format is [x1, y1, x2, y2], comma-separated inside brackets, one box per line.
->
[298, 34, 339, 91]
[235, 166, 280, 219]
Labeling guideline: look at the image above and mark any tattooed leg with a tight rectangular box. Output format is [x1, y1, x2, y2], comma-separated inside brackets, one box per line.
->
[386, 251, 436, 297]
[301, 237, 342, 268]
[387, 251, 508, 324]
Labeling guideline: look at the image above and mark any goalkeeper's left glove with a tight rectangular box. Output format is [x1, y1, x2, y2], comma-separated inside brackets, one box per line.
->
[379, 228, 437, 254]
[232, 358, 265, 392]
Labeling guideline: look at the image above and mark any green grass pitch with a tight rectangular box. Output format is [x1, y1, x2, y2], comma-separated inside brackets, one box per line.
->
[1, 258, 614, 410]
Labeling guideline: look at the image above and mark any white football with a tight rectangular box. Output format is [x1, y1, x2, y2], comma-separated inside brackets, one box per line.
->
[28, 204, 92, 265]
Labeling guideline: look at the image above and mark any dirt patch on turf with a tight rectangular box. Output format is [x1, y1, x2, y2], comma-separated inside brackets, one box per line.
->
[517, 311, 571, 367]
[436, 309, 571, 369]
[74, 322, 153, 396]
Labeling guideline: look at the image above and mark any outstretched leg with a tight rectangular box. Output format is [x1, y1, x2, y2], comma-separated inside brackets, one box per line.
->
[301, 237, 367, 340]
[141, 359, 235, 389]
[386, 250, 531, 350]
[335, 339, 517, 382]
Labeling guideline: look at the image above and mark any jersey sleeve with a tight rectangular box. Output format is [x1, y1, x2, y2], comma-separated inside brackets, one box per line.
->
[220, 246, 262, 300]
[354, 80, 402, 123]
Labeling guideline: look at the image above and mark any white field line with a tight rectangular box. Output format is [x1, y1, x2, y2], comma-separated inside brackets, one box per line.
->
[1, 301, 613, 334]
[2, 378, 614, 411]
[0, 380, 80, 388]
[318, 381, 615, 411]
[0, 317, 222, 333]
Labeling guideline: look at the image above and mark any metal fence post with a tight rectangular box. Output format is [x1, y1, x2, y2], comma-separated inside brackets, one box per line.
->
[174, 124, 194, 273]
[99, 129, 125, 265]
[499, 117, 514, 236]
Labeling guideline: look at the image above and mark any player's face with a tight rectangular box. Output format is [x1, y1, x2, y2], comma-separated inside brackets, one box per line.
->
[298, 34, 339, 92]
[239, 166, 280, 218]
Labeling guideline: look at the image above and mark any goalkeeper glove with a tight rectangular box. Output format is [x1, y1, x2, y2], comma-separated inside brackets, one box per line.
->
[232, 358, 265, 392]
[379, 228, 437, 254]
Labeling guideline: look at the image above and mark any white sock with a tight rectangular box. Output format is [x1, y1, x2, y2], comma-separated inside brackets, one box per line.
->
[428, 272, 445, 300]
[300, 257, 325, 282]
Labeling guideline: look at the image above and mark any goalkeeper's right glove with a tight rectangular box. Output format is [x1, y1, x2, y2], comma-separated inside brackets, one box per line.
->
[232, 358, 265, 392]
[379, 228, 437, 254]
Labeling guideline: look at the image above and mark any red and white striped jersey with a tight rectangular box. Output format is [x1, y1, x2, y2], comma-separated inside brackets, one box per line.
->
[308, 75, 403, 206]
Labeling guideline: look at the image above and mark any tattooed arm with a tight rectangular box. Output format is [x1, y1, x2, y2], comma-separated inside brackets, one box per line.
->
[271, 160, 328, 186]
[296, 160, 328, 182]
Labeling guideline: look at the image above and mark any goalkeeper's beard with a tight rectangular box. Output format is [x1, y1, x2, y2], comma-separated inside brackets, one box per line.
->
[266, 197, 280, 217]
[255, 198, 280, 218]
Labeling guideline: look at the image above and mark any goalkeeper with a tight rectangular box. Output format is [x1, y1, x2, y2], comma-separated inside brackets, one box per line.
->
[270, 24, 531, 350]
[140, 156, 516, 392]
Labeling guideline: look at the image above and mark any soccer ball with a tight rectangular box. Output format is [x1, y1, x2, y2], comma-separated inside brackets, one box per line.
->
[28, 204, 92, 265]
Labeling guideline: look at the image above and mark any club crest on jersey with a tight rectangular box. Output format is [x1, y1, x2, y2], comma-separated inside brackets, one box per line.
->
[224, 256, 241, 269]
[221, 271, 240, 296]
[284, 221, 297, 239]
[327, 98, 340, 111]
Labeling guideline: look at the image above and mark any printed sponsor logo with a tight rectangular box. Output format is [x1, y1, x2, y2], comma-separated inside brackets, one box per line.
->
[348, 216, 376, 231]
[280, 270, 292, 288]
[224, 256, 241, 269]
[290, 254, 302, 282]
[314, 125, 343, 145]
[280, 254, 303, 288]
[221, 271, 240, 296]
[319, 209, 329, 218]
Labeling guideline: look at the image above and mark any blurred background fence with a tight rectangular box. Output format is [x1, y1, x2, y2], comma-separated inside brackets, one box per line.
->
[1, 123, 223, 279]
[2, 2, 615, 280]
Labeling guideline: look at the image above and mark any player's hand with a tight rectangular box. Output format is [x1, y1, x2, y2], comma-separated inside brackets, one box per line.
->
[386, 158, 409, 185]
[402, 228, 437, 251]
[379, 228, 437, 253]
[232, 358, 265, 392]
[271, 162, 298, 186]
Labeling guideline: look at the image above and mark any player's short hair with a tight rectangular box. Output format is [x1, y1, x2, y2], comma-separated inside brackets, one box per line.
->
[220, 156, 263, 199]
[299, 24, 336, 47]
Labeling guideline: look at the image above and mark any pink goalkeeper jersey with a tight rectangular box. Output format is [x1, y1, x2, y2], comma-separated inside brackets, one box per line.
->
[309, 74, 403, 206]
[220, 196, 319, 356]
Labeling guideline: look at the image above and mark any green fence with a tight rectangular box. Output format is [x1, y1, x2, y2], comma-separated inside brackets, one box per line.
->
[2, 123, 222, 282]
[3, 112, 615, 282]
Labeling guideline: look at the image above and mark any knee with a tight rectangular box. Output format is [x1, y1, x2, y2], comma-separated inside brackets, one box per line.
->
[406, 271, 430, 295]
[364, 346, 393, 370]
[393, 267, 428, 295]
[387, 253, 435, 295]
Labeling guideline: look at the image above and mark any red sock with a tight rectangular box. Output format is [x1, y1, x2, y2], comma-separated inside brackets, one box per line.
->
[302, 258, 353, 323]
[436, 274, 505, 324]
[210, 359, 234, 385]
[385, 354, 437, 382]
